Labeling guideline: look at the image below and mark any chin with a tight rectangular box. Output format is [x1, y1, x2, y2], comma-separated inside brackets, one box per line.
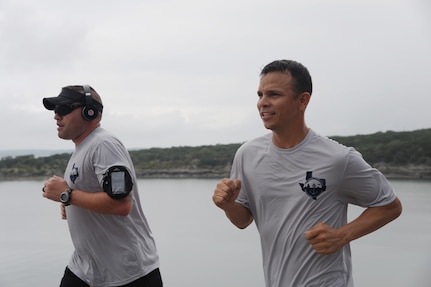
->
[262, 123, 274, 130]
[57, 133, 67, 140]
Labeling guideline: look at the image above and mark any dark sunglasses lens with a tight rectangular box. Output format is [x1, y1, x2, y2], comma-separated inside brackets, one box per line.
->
[54, 106, 72, 116]
[54, 105, 81, 116]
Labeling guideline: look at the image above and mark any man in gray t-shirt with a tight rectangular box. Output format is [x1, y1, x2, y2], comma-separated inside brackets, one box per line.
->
[42, 85, 162, 287]
[212, 60, 402, 287]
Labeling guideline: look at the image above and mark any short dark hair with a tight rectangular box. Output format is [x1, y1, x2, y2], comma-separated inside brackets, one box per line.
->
[260, 60, 312, 96]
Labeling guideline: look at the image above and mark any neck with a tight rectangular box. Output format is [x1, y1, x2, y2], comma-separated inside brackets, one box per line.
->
[73, 123, 100, 146]
[272, 124, 309, 149]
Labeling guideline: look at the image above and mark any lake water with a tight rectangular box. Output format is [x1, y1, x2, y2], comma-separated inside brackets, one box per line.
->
[0, 179, 430, 287]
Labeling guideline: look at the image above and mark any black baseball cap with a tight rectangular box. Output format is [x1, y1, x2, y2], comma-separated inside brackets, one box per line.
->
[43, 87, 86, 110]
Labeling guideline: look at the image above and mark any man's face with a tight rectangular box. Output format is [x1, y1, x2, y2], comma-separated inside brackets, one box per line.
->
[257, 71, 304, 132]
[53, 104, 88, 142]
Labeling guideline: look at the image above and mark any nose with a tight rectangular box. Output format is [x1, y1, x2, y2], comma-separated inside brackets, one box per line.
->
[257, 94, 270, 108]
[54, 112, 62, 120]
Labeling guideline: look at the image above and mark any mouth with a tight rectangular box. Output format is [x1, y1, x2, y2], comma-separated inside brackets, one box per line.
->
[260, 111, 275, 119]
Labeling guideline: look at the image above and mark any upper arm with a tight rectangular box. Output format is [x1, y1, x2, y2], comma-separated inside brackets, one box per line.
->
[340, 149, 396, 207]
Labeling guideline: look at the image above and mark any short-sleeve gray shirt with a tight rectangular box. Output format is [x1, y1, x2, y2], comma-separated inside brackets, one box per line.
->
[64, 127, 159, 287]
[233, 129, 396, 287]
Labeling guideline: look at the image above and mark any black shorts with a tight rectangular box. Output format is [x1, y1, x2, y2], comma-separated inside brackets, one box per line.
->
[60, 266, 163, 287]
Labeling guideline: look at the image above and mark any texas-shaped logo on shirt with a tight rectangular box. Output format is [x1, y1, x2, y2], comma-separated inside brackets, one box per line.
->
[299, 171, 326, 200]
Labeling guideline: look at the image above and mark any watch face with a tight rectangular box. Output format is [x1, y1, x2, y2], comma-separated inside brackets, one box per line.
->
[60, 191, 69, 203]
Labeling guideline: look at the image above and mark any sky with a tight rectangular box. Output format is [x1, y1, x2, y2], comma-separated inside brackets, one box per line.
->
[1, 0, 430, 151]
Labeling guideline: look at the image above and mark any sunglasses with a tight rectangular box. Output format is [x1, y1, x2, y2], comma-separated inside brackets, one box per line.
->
[54, 104, 84, 116]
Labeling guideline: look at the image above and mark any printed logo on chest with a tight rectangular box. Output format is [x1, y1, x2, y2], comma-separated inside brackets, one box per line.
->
[299, 171, 326, 200]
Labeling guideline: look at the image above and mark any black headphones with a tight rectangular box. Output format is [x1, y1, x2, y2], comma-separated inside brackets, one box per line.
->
[81, 85, 103, 121]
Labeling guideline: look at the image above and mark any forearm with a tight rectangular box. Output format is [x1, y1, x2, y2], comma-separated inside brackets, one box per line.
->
[224, 202, 254, 229]
[341, 197, 402, 243]
[305, 197, 402, 255]
[69, 189, 133, 216]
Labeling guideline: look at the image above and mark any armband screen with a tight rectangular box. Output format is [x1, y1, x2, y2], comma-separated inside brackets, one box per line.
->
[102, 166, 133, 199]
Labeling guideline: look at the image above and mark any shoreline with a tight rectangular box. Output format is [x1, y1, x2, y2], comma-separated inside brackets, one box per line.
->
[1, 169, 431, 181]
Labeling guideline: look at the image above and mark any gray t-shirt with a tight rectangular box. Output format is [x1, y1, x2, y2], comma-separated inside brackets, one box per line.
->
[64, 127, 159, 287]
[233, 129, 396, 287]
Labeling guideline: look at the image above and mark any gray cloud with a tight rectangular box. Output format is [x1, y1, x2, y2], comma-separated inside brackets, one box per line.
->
[1, 0, 430, 150]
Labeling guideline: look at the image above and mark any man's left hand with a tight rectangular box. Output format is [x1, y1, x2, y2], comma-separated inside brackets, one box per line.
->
[304, 222, 348, 255]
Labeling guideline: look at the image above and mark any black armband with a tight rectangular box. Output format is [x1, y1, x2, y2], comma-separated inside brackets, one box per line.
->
[102, 166, 133, 199]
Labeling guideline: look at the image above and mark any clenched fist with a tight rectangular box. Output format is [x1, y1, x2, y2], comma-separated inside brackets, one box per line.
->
[212, 178, 241, 210]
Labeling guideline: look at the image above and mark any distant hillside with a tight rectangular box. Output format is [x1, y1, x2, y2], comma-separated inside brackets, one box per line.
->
[331, 129, 431, 179]
[0, 149, 72, 158]
[1, 128, 430, 179]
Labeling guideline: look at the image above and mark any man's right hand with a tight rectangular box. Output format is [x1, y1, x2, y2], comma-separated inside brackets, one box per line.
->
[212, 178, 241, 210]
[212, 178, 253, 229]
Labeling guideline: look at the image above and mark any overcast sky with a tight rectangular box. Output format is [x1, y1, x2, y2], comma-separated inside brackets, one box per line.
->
[1, 0, 430, 151]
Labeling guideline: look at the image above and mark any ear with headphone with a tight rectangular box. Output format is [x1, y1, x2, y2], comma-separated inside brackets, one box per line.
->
[82, 85, 99, 121]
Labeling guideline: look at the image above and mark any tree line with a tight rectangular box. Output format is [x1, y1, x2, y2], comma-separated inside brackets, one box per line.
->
[1, 128, 430, 179]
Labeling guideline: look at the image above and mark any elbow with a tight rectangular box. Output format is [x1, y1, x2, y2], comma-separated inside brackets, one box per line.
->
[231, 217, 254, 230]
[234, 222, 248, 229]
[236, 224, 250, 230]
[392, 197, 403, 220]
[113, 193, 134, 216]
[226, 205, 254, 229]
[382, 197, 402, 223]
[116, 201, 133, 216]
